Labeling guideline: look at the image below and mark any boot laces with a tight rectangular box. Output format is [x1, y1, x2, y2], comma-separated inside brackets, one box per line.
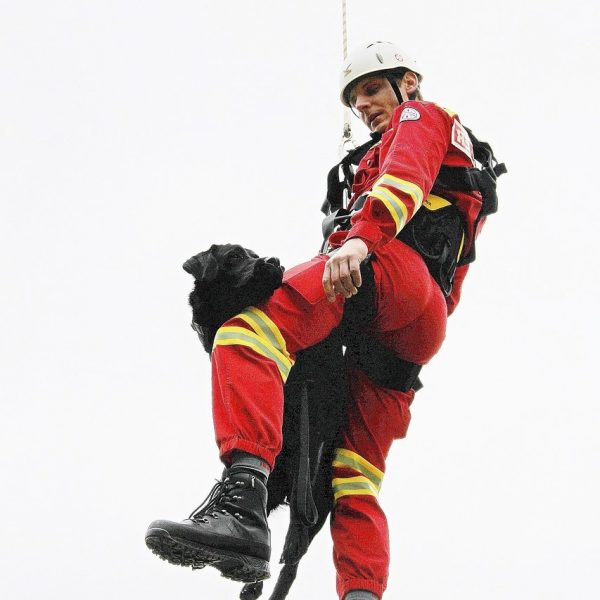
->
[188, 475, 250, 523]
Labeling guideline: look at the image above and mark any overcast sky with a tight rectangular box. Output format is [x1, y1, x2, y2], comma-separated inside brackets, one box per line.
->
[1, 1, 599, 599]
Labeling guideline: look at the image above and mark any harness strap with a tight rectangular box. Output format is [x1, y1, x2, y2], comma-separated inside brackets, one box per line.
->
[434, 165, 499, 217]
[321, 133, 381, 216]
[293, 380, 318, 527]
[342, 258, 423, 393]
[321, 124, 506, 291]
[345, 337, 423, 393]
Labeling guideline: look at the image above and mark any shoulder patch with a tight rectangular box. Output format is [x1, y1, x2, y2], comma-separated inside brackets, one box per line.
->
[400, 107, 421, 122]
[451, 119, 475, 164]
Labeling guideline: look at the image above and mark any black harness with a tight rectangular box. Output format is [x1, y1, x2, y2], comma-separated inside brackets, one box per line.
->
[321, 126, 506, 393]
[342, 258, 423, 393]
[321, 132, 383, 245]
[322, 127, 506, 296]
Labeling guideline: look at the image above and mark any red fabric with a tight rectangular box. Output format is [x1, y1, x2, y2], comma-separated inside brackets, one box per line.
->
[211, 100, 481, 597]
[332, 369, 413, 599]
[211, 242, 446, 597]
[328, 101, 482, 313]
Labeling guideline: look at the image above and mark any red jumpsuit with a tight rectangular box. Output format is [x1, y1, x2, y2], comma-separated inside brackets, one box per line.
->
[211, 101, 482, 599]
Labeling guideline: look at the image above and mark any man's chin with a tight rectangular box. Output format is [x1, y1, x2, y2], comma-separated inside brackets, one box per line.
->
[373, 122, 389, 134]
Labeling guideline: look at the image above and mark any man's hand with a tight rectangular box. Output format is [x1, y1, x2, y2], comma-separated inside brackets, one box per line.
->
[322, 238, 369, 302]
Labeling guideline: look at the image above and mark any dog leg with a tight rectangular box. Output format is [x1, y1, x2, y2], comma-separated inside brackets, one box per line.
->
[240, 581, 263, 600]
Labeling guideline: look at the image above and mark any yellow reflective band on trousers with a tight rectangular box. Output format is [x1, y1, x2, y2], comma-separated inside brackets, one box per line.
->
[236, 307, 292, 363]
[213, 326, 294, 381]
[332, 475, 379, 502]
[332, 448, 384, 504]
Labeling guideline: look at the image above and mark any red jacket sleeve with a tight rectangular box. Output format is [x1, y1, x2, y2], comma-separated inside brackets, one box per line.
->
[346, 101, 453, 253]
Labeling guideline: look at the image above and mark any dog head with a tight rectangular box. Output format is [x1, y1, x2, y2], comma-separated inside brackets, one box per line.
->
[183, 244, 284, 352]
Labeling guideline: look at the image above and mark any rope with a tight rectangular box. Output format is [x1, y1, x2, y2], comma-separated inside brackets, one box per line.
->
[340, 0, 356, 156]
[342, 0, 348, 60]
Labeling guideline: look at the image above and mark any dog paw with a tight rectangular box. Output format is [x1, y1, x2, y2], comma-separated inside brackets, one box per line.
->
[240, 581, 263, 600]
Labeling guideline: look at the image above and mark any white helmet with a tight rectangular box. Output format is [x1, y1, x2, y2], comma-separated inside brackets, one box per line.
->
[340, 41, 422, 106]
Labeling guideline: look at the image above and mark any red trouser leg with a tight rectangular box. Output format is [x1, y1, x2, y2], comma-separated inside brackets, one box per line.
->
[331, 241, 448, 600]
[211, 255, 344, 468]
[331, 371, 414, 599]
[210, 242, 447, 597]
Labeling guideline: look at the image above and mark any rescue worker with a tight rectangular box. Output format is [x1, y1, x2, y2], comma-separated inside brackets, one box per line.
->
[146, 41, 485, 600]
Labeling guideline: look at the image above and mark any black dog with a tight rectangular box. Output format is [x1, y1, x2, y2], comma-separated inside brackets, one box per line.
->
[183, 244, 348, 600]
[183, 244, 285, 353]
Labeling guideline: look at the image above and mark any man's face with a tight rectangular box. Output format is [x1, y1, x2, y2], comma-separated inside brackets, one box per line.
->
[347, 76, 400, 134]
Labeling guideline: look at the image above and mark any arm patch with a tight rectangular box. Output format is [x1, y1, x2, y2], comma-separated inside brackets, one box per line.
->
[451, 119, 475, 165]
[399, 106, 421, 122]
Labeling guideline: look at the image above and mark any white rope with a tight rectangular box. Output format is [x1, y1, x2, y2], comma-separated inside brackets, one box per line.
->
[342, 0, 348, 60]
[340, 0, 356, 157]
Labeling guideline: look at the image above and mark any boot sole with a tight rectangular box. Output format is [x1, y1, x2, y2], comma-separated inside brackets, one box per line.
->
[145, 527, 270, 583]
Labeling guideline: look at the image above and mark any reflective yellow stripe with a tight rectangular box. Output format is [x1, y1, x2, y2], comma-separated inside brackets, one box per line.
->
[367, 175, 423, 234]
[375, 174, 424, 211]
[213, 326, 293, 381]
[237, 307, 291, 362]
[369, 189, 405, 232]
[332, 448, 383, 491]
[442, 106, 457, 118]
[457, 231, 465, 261]
[332, 476, 379, 502]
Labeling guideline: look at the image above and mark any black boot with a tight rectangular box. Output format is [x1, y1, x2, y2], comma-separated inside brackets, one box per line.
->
[145, 468, 271, 582]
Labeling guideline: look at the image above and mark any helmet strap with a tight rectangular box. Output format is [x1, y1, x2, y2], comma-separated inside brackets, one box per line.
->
[386, 74, 407, 106]
[346, 72, 418, 118]
[386, 72, 420, 104]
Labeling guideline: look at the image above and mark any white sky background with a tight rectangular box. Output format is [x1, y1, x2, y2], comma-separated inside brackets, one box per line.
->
[1, 1, 599, 598]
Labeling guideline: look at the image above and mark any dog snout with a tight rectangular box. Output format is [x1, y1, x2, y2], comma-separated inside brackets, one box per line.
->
[183, 252, 219, 282]
[265, 256, 282, 270]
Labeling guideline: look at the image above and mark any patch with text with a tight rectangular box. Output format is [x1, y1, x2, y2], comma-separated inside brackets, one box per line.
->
[451, 119, 475, 164]
[399, 107, 421, 122]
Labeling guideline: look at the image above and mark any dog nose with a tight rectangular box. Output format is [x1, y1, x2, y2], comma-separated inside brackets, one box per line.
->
[265, 256, 280, 267]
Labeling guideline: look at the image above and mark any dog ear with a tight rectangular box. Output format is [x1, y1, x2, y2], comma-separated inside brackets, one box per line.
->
[182, 252, 219, 283]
